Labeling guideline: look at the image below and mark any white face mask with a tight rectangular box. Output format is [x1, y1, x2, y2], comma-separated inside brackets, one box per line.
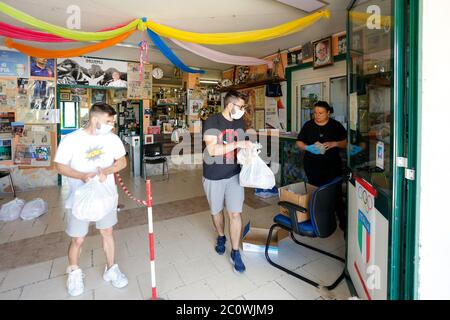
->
[96, 123, 114, 135]
[230, 106, 245, 120]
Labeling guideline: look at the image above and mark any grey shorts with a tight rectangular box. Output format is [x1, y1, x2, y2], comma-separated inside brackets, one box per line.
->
[202, 174, 245, 215]
[65, 209, 118, 238]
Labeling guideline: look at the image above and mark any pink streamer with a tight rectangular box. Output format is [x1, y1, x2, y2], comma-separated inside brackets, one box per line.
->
[139, 40, 149, 81]
[171, 39, 273, 68]
[0, 21, 131, 42]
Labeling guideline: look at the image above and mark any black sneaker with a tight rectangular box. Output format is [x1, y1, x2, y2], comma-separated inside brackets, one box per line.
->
[215, 235, 226, 255]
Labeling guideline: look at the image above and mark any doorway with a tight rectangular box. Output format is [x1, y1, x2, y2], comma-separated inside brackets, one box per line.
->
[345, 0, 419, 300]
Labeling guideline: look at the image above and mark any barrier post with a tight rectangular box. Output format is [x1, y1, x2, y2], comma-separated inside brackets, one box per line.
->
[146, 179, 157, 300]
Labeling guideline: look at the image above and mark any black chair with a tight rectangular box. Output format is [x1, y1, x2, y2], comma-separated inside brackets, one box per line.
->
[143, 143, 169, 180]
[0, 169, 16, 198]
[265, 177, 346, 290]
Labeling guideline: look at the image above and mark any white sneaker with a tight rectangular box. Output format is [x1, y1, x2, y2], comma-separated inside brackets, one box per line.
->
[103, 264, 128, 288]
[67, 268, 84, 297]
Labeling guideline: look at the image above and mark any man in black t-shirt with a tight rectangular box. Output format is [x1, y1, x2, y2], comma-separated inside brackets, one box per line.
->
[296, 101, 347, 229]
[202, 90, 252, 274]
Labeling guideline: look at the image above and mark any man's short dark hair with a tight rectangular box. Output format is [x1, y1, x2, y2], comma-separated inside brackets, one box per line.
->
[224, 90, 247, 108]
[314, 100, 333, 113]
[89, 102, 116, 119]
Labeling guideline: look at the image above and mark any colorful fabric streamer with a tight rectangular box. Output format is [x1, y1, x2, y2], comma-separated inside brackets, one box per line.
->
[146, 29, 204, 74]
[139, 40, 149, 81]
[4, 30, 135, 58]
[171, 39, 273, 68]
[0, 2, 142, 41]
[0, 21, 130, 42]
[146, 10, 330, 45]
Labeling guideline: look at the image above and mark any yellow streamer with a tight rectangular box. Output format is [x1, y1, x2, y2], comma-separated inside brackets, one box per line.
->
[145, 10, 330, 45]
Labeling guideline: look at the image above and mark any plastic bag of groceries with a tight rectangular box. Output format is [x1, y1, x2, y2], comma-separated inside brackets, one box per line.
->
[20, 198, 48, 220]
[72, 176, 118, 222]
[0, 198, 26, 221]
[237, 143, 276, 189]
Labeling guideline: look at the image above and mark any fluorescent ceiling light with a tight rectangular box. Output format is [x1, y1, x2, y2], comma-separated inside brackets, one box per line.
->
[276, 0, 328, 12]
[199, 80, 219, 84]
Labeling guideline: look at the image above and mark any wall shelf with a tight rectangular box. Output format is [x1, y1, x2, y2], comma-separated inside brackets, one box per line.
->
[217, 77, 286, 92]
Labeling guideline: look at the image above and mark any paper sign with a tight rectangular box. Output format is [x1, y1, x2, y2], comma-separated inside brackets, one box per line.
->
[349, 92, 358, 131]
[32, 126, 46, 132]
[376, 141, 384, 170]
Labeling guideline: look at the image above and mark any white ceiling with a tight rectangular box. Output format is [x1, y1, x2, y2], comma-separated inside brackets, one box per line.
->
[0, 0, 349, 71]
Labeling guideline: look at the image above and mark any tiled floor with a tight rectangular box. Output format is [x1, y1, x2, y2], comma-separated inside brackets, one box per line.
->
[0, 168, 351, 300]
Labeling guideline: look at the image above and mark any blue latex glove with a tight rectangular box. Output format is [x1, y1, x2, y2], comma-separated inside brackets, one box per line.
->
[349, 144, 363, 156]
[305, 145, 321, 155]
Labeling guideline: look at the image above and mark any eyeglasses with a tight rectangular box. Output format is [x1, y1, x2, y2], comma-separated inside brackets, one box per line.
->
[232, 103, 247, 111]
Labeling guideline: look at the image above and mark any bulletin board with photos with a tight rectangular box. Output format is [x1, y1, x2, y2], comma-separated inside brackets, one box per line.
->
[0, 49, 58, 168]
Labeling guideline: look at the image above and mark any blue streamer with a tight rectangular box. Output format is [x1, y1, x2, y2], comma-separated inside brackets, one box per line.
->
[146, 28, 205, 74]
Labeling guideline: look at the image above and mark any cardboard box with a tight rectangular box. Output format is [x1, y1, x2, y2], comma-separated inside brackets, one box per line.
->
[242, 223, 278, 255]
[242, 222, 288, 255]
[278, 182, 318, 223]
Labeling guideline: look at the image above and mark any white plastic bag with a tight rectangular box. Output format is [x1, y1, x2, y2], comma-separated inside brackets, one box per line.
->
[238, 143, 276, 189]
[0, 198, 26, 221]
[72, 176, 118, 222]
[20, 198, 48, 220]
[237, 143, 261, 166]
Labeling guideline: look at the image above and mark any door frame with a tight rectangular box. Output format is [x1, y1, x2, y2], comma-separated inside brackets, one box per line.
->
[401, 0, 421, 300]
[344, 0, 420, 300]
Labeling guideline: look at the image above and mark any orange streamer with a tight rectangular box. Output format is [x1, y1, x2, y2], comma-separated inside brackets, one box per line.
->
[4, 30, 135, 58]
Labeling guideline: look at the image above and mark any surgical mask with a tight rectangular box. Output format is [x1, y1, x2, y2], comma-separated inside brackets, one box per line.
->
[231, 106, 245, 120]
[96, 123, 113, 135]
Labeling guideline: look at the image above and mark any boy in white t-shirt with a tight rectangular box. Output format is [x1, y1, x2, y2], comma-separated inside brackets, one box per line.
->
[55, 103, 128, 297]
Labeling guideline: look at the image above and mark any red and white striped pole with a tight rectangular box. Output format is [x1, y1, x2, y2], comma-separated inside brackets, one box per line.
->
[146, 179, 157, 300]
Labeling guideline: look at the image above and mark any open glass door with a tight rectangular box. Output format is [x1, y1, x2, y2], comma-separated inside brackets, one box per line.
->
[346, 0, 406, 300]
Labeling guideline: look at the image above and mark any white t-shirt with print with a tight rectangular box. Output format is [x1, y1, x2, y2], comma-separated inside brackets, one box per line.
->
[54, 128, 126, 209]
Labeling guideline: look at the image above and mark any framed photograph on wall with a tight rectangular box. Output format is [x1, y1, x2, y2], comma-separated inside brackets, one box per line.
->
[91, 89, 107, 104]
[144, 134, 154, 144]
[30, 57, 55, 78]
[313, 37, 334, 69]
[60, 92, 71, 101]
[287, 49, 302, 66]
[338, 34, 347, 55]
[301, 42, 314, 61]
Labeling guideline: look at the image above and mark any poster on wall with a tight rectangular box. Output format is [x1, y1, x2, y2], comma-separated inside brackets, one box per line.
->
[265, 97, 281, 129]
[11, 122, 24, 136]
[18, 78, 28, 95]
[142, 64, 153, 99]
[28, 80, 55, 110]
[127, 62, 141, 99]
[127, 62, 152, 99]
[0, 79, 17, 109]
[0, 112, 15, 134]
[57, 57, 127, 86]
[0, 49, 29, 77]
[30, 57, 55, 78]
[91, 89, 107, 104]
[14, 125, 52, 166]
[0, 138, 12, 161]
[255, 87, 265, 109]
[188, 99, 204, 116]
